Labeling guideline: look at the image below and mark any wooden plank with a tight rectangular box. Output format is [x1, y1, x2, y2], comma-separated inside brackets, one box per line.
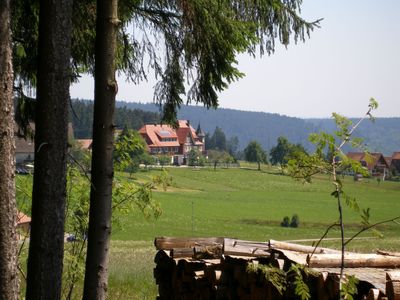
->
[171, 247, 194, 258]
[269, 239, 340, 254]
[224, 238, 270, 257]
[377, 250, 400, 257]
[194, 244, 223, 259]
[386, 271, 400, 300]
[154, 237, 223, 250]
[308, 253, 400, 268]
[366, 288, 380, 300]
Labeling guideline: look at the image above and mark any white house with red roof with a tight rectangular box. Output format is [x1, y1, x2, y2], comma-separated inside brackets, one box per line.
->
[139, 120, 205, 165]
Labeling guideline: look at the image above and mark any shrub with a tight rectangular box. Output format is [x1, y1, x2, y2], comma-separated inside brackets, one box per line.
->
[281, 216, 290, 227]
[290, 214, 300, 228]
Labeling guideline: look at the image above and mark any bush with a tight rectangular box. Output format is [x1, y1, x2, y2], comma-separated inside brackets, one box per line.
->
[281, 214, 300, 228]
[281, 216, 290, 227]
[290, 214, 300, 228]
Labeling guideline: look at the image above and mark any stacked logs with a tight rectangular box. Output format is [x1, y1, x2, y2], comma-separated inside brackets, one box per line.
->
[153, 237, 400, 300]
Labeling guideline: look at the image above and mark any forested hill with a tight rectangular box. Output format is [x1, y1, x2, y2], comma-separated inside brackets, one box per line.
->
[69, 99, 160, 138]
[307, 118, 400, 156]
[71, 99, 400, 155]
[116, 101, 400, 155]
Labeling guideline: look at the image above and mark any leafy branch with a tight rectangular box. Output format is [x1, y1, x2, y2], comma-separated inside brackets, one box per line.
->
[286, 98, 388, 297]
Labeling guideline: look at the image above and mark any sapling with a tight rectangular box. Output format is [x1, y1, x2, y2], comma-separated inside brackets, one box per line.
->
[286, 99, 399, 297]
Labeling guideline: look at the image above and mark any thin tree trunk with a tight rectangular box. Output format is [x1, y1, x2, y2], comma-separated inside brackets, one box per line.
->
[0, 0, 19, 298]
[25, 0, 73, 299]
[82, 1, 119, 299]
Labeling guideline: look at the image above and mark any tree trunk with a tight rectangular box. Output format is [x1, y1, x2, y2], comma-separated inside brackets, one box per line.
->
[25, 1, 73, 299]
[82, 1, 118, 299]
[0, 0, 19, 298]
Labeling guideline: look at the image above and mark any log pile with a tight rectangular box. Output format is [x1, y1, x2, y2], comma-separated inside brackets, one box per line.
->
[153, 237, 400, 300]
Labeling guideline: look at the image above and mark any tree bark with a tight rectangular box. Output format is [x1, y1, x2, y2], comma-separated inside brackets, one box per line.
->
[0, 0, 19, 298]
[82, 1, 118, 299]
[25, 1, 73, 299]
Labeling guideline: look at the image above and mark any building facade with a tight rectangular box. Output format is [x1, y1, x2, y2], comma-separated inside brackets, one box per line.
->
[139, 120, 205, 165]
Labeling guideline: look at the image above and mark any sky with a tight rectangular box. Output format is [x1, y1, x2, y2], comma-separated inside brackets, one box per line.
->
[70, 0, 400, 118]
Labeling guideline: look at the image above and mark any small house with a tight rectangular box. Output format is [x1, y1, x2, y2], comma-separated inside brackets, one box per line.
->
[389, 152, 400, 175]
[347, 152, 389, 178]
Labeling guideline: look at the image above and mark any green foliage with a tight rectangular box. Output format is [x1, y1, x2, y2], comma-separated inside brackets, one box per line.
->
[207, 149, 234, 168]
[114, 129, 148, 173]
[246, 263, 286, 295]
[69, 100, 160, 139]
[12, 1, 320, 123]
[281, 216, 290, 227]
[246, 263, 315, 299]
[62, 168, 90, 299]
[270, 136, 307, 166]
[227, 136, 240, 158]
[290, 214, 300, 228]
[152, 169, 174, 192]
[285, 100, 385, 295]
[15, 174, 33, 214]
[244, 140, 267, 166]
[157, 155, 171, 168]
[281, 214, 300, 228]
[187, 149, 200, 166]
[288, 264, 312, 300]
[340, 275, 359, 300]
[206, 127, 227, 152]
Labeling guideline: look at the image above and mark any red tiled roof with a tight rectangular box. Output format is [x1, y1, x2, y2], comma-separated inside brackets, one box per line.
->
[392, 152, 400, 160]
[76, 139, 92, 150]
[17, 211, 31, 225]
[139, 120, 203, 149]
[176, 121, 201, 144]
[139, 124, 180, 147]
[347, 152, 388, 170]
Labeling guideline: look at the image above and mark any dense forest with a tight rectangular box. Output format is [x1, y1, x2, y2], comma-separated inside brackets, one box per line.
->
[115, 101, 400, 155]
[69, 99, 160, 138]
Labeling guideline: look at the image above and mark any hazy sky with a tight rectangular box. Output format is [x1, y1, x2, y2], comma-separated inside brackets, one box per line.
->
[70, 0, 400, 118]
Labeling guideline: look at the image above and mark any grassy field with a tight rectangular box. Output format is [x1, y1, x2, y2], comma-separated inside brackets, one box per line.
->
[17, 165, 400, 298]
[106, 165, 400, 298]
[113, 165, 400, 246]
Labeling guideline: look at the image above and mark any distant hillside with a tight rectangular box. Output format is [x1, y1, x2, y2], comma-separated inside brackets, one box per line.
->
[70, 99, 160, 138]
[116, 101, 400, 155]
[307, 118, 400, 156]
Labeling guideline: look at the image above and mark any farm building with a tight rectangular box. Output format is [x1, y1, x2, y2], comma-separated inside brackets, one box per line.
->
[389, 152, 400, 175]
[139, 120, 205, 165]
[347, 152, 390, 178]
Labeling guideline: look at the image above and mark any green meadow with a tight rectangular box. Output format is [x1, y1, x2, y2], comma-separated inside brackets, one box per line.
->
[105, 165, 399, 298]
[17, 165, 400, 298]
[113, 165, 400, 247]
